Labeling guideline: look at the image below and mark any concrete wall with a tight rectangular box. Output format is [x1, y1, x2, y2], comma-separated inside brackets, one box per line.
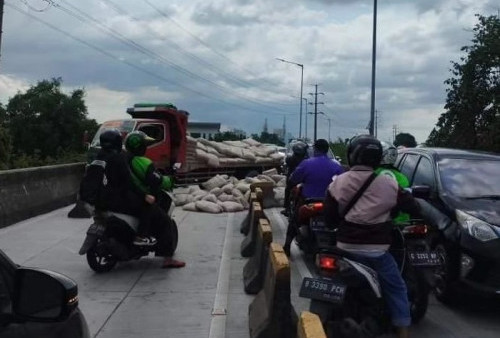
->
[0, 163, 85, 228]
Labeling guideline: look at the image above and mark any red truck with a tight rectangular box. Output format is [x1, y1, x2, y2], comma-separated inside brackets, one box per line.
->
[88, 103, 282, 183]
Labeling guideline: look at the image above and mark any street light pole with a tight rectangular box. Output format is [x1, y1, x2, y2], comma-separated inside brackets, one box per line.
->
[276, 58, 304, 139]
[369, 0, 378, 136]
[302, 98, 308, 140]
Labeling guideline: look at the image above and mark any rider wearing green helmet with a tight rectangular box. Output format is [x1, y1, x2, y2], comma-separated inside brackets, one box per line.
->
[124, 131, 185, 268]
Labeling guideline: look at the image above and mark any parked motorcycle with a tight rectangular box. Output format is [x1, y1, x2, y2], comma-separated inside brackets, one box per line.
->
[78, 190, 178, 273]
[299, 222, 440, 338]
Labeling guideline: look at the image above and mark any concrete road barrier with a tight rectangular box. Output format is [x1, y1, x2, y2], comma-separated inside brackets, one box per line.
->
[240, 202, 264, 257]
[250, 182, 275, 208]
[243, 218, 273, 294]
[241, 191, 260, 235]
[248, 242, 296, 338]
[0, 163, 85, 228]
[297, 311, 327, 338]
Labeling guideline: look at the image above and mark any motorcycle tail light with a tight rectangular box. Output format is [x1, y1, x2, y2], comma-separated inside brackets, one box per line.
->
[403, 224, 428, 235]
[298, 203, 324, 222]
[316, 254, 338, 271]
[311, 202, 324, 212]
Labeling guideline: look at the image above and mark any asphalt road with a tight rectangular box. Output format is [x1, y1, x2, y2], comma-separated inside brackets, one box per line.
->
[0, 205, 499, 338]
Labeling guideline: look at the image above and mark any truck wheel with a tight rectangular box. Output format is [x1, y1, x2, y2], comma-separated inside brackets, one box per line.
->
[86, 240, 117, 273]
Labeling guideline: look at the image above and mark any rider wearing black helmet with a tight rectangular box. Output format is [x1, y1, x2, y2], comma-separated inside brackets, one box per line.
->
[281, 141, 309, 217]
[324, 135, 420, 338]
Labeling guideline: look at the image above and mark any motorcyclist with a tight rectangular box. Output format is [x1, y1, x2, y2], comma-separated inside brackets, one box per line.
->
[281, 141, 309, 217]
[124, 131, 185, 269]
[375, 141, 411, 224]
[283, 138, 343, 255]
[80, 129, 152, 234]
[324, 135, 420, 338]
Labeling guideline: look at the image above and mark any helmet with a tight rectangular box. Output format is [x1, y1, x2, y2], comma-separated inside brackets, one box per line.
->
[380, 141, 398, 166]
[125, 131, 154, 156]
[347, 134, 382, 167]
[292, 141, 308, 157]
[99, 129, 122, 152]
[314, 139, 330, 154]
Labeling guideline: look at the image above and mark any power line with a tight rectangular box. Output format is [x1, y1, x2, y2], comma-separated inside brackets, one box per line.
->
[5, 1, 296, 116]
[50, 0, 295, 114]
[100, 0, 294, 107]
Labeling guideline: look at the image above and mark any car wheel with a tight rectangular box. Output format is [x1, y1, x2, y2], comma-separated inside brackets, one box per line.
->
[86, 240, 117, 273]
[433, 243, 458, 304]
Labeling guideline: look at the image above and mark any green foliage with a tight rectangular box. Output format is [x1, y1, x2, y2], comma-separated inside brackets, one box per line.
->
[394, 133, 417, 148]
[427, 15, 500, 151]
[211, 131, 245, 142]
[250, 132, 285, 146]
[0, 78, 99, 170]
[330, 138, 347, 163]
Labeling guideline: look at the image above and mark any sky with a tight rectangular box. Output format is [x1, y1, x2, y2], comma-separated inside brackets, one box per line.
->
[0, 0, 498, 144]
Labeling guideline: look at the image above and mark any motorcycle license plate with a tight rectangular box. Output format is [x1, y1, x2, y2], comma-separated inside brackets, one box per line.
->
[408, 251, 441, 266]
[299, 277, 346, 304]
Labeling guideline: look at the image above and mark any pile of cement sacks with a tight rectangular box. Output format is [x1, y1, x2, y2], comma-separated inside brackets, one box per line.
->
[173, 169, 286, 213]
[186, 136, 285, 170]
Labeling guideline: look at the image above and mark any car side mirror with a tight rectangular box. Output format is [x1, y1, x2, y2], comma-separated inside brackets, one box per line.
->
[13, 268, 79, 322]
[411, 185, 431, 199]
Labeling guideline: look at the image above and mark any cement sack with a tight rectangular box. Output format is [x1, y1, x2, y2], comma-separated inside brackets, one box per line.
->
[241, 149, 257, 162]
[197, 138, 212, 147]
[206, 146, 221, 157]
[201, 175, 227, 190]
[251, 147, 270, 158]
[196, 141, 208, 152]
[277, 177, 287, 187]
[244, 190, 251, 201]
[229, 176, 239, 185]
[195, 148, 210, 162]
[221, 183, 234, 194]
[219, 201, 245, 212]
[242, 138, 261, 147]
[232, 188, 244, 199]
[202, 193, 218, 203]
[188, 185, 202, 193]
[223, 140, 248, 148]
[255, 156, 272, 164]
[270, 152, 285, 161]
[196, 200, 223, 213]
[183, 202, 198, 212]
[218, 193, 237, 202]
[209, 187, 223, 196]
[238, 196, 250, 210]
[186, 135, 197, 145]
[236, 182, 251, 193]
[257, 175, 276, 185]
[206, 153, 220, 168]
[263, 168, 279, 176]
[271, 174, 285, 183]
[174, 194, 193, 206]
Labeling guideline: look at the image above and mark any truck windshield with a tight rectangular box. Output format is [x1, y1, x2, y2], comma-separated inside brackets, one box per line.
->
[438, 158, 500, 198]
[90, 120, 136, 147]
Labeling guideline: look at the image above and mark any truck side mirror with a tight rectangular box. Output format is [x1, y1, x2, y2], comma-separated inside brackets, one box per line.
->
[411, 185, 431, 199]
[13, 268, 79, 322]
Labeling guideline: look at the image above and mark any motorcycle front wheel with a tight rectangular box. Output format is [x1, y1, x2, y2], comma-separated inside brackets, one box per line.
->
[170, 220, 179, 253]
[86, 240, 118, 273]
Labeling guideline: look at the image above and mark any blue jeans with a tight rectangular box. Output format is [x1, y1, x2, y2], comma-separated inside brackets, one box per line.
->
[352, 252, 411, 327]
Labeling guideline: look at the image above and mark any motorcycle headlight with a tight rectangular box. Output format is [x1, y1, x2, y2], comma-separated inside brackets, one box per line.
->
[456, 210, 499, 242]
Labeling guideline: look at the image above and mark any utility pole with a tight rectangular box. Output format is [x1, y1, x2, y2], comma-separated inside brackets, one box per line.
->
[308, 84, 324, 142]
[392, 124, 399, 143]
[302, 97, 308, 141]
[0, 0, 4, 65]
[374, 109, 378, 138]
[369, 0, 378, 136]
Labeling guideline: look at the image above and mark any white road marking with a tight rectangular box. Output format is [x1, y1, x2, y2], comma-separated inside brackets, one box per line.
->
[208, 212, 234, 338]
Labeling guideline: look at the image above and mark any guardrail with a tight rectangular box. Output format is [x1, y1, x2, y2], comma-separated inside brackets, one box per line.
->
[0, 163, 85, 228]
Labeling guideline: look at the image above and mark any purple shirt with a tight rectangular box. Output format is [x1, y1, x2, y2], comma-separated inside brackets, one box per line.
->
[289, 154, 344, 199]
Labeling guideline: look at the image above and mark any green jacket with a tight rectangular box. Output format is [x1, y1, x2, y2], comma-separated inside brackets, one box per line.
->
[375, 167, 410, 224]
[129, 156, 173, 195]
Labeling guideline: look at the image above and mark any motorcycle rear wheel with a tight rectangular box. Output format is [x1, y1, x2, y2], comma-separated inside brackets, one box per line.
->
[171, 220, 179, 253]
[86, 240, 118, 273]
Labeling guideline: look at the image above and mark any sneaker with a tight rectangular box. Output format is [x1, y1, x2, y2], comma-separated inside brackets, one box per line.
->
[133, 236, 157, 246]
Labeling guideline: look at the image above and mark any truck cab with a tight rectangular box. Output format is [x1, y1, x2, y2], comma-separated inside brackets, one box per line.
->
[89, 103, 188, 171]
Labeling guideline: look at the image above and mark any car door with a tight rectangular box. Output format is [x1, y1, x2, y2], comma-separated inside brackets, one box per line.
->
[397, 153, 420, 182]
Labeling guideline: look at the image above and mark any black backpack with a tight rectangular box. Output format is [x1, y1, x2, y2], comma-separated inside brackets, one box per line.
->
[79, 160, 107, 206]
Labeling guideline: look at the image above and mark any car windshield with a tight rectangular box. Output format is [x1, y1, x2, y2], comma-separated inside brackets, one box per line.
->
[438, 158, 500, 198]
[90, 120, 137, 147]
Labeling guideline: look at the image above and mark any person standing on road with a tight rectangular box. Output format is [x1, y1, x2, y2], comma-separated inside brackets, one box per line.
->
[281, 141, 309, 217]
[324, 135, 421, 338]
[283, 138, 344, 255]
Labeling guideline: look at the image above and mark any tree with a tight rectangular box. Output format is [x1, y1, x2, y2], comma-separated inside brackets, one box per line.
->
[211, 131, 244, 142]
[330, 138, 347, 163]
[5, 78, 98, 158]
[250, 132, 285, 146]
[0, 104, 10, 169]
[394, 133, 417, 148]
[427, 15, 500, 151]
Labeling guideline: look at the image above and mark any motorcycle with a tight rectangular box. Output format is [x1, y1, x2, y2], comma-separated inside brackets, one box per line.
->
[299, 222, 440, 338]
[78, 190, 178, 273]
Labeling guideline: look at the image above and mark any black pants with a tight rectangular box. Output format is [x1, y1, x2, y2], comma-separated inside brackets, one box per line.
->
[284, 194, 305, 247]
[145, 204, 175, 257]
